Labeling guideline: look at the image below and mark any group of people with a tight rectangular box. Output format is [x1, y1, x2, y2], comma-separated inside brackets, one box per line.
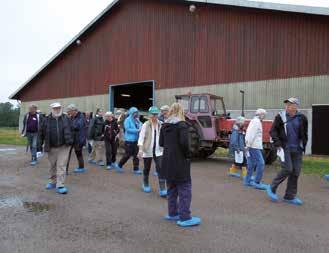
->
[228, 97, 315, 206]
[22, 102, 201, 227]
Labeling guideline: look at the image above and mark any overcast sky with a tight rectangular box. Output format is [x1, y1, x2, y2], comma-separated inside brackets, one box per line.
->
[1, 0, 329, 103]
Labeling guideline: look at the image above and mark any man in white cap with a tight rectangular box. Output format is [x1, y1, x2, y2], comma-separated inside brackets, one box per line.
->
[244, 108, 268, 190]
[267, 97, 308, 205]
[159, 105, 170, 123]
[40, 102, 73, 194]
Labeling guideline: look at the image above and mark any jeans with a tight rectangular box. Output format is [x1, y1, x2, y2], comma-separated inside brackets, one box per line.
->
[26, 132, 38, 161]
[271, 150, 302, 200]
[167, 181, 192, 221]
[118, 141, 139, 170]
[246, 148, 265, 184]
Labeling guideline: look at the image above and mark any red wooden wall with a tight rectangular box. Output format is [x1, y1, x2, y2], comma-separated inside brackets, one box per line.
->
[15, 0, 329, 101]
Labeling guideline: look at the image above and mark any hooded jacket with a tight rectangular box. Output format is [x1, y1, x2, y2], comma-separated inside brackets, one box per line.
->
[70, 111, 86, 146]
[229, 124, 245, 155]
[123, 107, 142, 142]
[159, 117, 191, 183]
[88, 115, 104, 141]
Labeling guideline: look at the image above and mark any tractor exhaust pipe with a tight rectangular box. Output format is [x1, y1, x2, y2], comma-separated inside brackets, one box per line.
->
[240, 90, 245, 117]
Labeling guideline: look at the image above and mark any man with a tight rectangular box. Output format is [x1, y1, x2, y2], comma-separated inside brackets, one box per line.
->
[244, 108, 268, 190]
[41, 102, 73, 194]
[159, 105, 170, 123]
[104, 111, 120, 170]
[267, 98, 308, 205]
[21, 104, 41, 166]
[88, 109, 105, 166]
[114, 107, 142, 174]
[66, 104, 86, 173]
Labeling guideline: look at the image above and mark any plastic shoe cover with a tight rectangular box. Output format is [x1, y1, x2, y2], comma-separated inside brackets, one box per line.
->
[324, 175, 329, 181]
[115, 166, 124, 173]
[133, 169, 142, 175]
[98, 161, 105, 166]
[228, 172, 241, 178]
[159, 190, 167, 198]
[30, 160, 37, 166]
[153, 171, 158, 177]
[88, 160, 97, 164]
[106, 165, 113, 170]
[142, 183, 151, 193]
[283, 197, 303, 206]
[46, 182, 56, 190]
[243, 178, 253, 187]
[266, 186, 279, 202]
[74, 167, 86, 173]
[177, 217, 201, 227]
[164, 215, 180, 221]
[56, 187, 68, 194]
[252, 182, 268, 190]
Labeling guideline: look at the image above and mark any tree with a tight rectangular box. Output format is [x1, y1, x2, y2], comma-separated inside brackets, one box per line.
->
[0, 102, 20, 127]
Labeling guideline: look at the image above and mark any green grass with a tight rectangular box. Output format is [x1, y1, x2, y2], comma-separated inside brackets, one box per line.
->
[0, 127, 27, 146]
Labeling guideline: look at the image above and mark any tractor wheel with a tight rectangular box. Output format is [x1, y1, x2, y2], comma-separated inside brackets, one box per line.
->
[188, 125, 200, 157]
[199, 148, 217, 159]
[263, 147, 277, 165]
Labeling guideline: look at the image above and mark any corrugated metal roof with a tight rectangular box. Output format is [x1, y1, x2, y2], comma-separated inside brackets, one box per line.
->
[9, 0, 329, 99]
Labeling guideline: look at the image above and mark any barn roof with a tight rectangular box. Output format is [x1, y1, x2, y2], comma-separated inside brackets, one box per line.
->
[9, 0, 329, 100]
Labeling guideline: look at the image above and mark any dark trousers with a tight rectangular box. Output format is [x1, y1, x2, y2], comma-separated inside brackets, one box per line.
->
[271, 150, 302, 200]
[143, 155, 165, 188]
[105, 139, 117, 165]
[74, 144, 84, 169]
[167, 181, 192, 221]
[118, 141, 139, 170]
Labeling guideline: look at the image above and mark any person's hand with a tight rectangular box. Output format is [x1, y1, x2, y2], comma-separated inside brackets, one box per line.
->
[138, 150, 143, 159]
[277, 146, 283, 152]
[236, 149, 240, 154]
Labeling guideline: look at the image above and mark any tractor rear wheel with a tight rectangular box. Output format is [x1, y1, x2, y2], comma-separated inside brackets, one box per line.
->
[199, 148, 217, 159]
[187, 125, 200, 157]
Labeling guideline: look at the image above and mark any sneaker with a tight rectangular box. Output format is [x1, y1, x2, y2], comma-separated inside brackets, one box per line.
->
[74, 167, 86, 173]
[56, 187, 68, 194]
[142, 183, 151, 193]
[177, 217, 201, 227]
[251, 182, 268, 190]
[266, 186, 279, 202]
[164, 215, 180, 221]
[324, 175, 329, 181]
[283, 197, 303, 206]
[133, 169, 142, 175]
[30, 160, 37, 166]
[45, 182, 56, 190]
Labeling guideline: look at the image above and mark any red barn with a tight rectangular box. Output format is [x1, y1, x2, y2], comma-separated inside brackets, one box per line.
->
[9, 0, 329, 154]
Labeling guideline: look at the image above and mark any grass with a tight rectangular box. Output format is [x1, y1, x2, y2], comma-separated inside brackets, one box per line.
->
[0, 127, 27, 146]
[215, 147, 329, 176]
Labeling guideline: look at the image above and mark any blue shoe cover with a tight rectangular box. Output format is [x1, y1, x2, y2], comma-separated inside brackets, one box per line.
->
[159, 190, 167, 198]
[283, 197, 303, 206]
[142, 183, 151, 193]
[133, 169, 142, 175]
[30, 160, 37, 166]
[252, 182, 268, 190]
[164, 215, 180, 221]
[56, 187, 68, 194]
[115, 166, 124, 173]
[88, 160, 96, 164]
[324, 175, 329, 181]
[98, 161, 105, 166]
[153, 171, 158, 177]
[106, 165, 113, 170]
[266, 186, 279, 202]
[228, 172, 241, 178]
[74, 167, 86, 173]
[243, 178, 253, 187]
[46, 182, 56, 190]
[177, 216, 201, 227]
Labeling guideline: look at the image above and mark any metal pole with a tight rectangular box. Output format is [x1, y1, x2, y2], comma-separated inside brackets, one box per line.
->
[240, 90, 245, 117]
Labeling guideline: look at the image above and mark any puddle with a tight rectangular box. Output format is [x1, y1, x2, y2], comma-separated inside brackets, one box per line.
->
[0, 196, 53, 213]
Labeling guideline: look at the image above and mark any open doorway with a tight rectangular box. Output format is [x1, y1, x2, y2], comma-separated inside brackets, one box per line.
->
[109, 81, 155, 112]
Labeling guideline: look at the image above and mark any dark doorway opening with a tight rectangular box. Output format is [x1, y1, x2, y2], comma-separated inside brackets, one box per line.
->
[109, 81, 154, 112]
[312, 105, 329, 155]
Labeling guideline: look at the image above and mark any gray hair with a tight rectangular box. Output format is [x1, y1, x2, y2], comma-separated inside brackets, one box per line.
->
[67, 104, 78, 111]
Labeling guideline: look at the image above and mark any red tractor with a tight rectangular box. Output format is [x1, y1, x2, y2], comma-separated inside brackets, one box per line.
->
[175, 93, 277, 164]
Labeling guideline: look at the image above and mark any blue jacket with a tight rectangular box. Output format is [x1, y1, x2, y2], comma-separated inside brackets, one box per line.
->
[124, 107, 142, 142]
[71, 111, 86, 146]
[229, 124, 245, 156]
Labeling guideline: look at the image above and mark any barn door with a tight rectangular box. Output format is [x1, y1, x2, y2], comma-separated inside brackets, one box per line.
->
[312, 105, 329, 155]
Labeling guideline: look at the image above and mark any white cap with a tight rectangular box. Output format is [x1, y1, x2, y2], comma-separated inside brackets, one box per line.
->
[105, 111, 114, 117]
[66, 104, 77, 111]
[50, 102, 61, 108]
[236, 116, 245, 124]
[284, 97, 300, 106]
[256, 108, 267, 115]
[160, 105, 170, 111]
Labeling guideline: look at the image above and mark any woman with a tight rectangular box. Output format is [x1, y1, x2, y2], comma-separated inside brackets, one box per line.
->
[138, 106, 166, 197]
[159, 103, 201, 227]
[104, 112, 120, 170]
[228, 116, 247, 178]
[88, 108, 105, 166]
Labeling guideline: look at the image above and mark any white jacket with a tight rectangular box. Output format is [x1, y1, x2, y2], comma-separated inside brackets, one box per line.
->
[245, 117, 263, 149]
[138, 121, 163, 158]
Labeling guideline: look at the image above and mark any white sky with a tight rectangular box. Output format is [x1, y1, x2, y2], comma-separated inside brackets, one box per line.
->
[1, 0, 329, 103]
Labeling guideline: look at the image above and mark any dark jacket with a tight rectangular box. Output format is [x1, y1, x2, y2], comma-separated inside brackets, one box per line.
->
[88, 116, 104, 141]
[21, 112, 43, 136]
[270, 111, 308, 152]
[104, 119, 120, 142]
[71, 111, 86, 146]
[41, 113, 73, 152]
[159, 117, 191, 183]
